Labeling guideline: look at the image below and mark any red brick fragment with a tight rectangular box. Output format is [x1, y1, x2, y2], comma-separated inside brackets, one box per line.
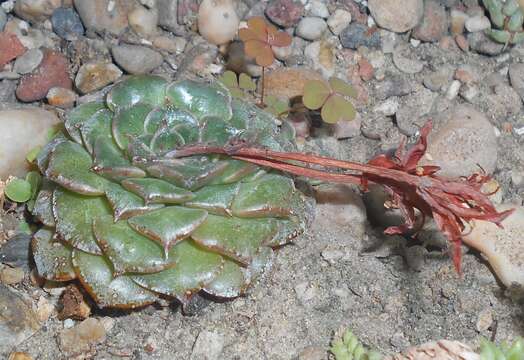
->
[16, 49, 72, 102]
[0, 32, 26, 67]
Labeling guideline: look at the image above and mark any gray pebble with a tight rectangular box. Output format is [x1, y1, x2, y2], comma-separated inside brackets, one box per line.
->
[13, 48, 44, 75]
[51, 7, 84, 40]
[296, 17, 327, 41]
[468, 32, 504, 56]
[374, 77, 413, 100]
[393, 45, 424, 74]
[509, 62, 524, 101]
[340, 23, 381, 49]
[112, 44, 164, 74]
[0, 7, 7, 31]
[0, 284, 41, 353]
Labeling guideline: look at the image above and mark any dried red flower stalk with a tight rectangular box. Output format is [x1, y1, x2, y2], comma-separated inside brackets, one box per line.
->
[168, 122, 514, 274]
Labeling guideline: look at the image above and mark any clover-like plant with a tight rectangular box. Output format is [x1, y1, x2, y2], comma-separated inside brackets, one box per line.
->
[302, 77, 357, 124]
[239, 16, 292, 105]
[483, 0, 524, 46]
[330, 330, 382, 360]
[218, 70, 256, 99]
[264, 95, 290, 118]
[480, 337, 524, 360]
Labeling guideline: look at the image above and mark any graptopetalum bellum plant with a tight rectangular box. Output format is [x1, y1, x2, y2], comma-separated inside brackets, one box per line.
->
[31, 75, 512, 309]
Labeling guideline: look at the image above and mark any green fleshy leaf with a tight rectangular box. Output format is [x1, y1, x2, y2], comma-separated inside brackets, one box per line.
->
[32, 228, 76, 281]
[231, 173, 296, 218]
[94, 215, 177, 275]
[65, 102, 106, 143]
[202, 258, 247, 298]
[192, 214, 278, 264]
[80, 108, 112, 154]
[72, 250, 158, 308]
[185, 183, 239, 216]
[5, 178, 32, 203]
[131, 240, 223, 303]
[106, 75, 167, 111]
[165, 80, 232, 121]
[104, 182, 163, 221]
[121, 178, 194, 204]
[45, 141, 108, 195]
[112, 103, 153, 150]
[53, 189, 112, 255]
[127, 206, 208, 251]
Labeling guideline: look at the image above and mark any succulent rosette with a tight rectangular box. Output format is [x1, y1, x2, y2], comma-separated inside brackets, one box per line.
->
[31, 75, 311, 309]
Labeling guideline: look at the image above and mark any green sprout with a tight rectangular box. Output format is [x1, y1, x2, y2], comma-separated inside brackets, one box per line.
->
[330, 330, 382, 360]
[218, 70, 256, 99]
[482, 0, 524, 45]
[302, 77, 357, 124]
[480, 337, 524, 360]
[264, 95, 290, 117]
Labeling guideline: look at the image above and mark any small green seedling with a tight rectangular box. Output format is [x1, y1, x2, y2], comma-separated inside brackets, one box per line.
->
[480, 337, 524, 360]
[330, 329, 382, 360]
[303, 77, 357, 124]
[5, 177, 33, 203]
[482, 0, 524, 46]
[264, 95, 289, 117]
[218, 70, 256, 99]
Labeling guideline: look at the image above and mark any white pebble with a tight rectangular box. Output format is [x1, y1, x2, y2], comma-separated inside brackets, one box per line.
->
[446, 80, 461, 100]
[465, 15, 491, 32]
[327, 9, 351, 36]
[296, 17, 327, 41]
[197, 0, 239, 45]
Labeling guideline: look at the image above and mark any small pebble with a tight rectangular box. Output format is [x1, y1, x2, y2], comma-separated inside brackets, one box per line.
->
[412, 0, 448, 42]
[340, 23, 381, 49]
[455, 34, 469, 51]
[63, 318, 74, 329]
[393, 45, 424, 74]
[296, 17, 327, 41]
[13, 48, 43, 75]
[51, 7, 84, 40]
[0, 8, 7, 31]
[307, 0, 329, 18]
[8, 352, 33, 360]
[327, 9, 351, 36]
[59, 318, 107, 356]
[450, 9, 468, 34]
[46, 87, 78, 108]
[152, 35, 186, 54]
[459, 84, 479, 102]
[111, 44, 163, 74]
[0, 32, 26, 67]
[74, 0, 133, 35]
[265, 0, 304, 28]
[368, 0, 423, 33]
[358, 57, 374, 81]
[75, 62, 122, 94]
[14, 0, 61, 22]
[16, 49, 72, 102]
[128, 5, 158, 38]
[446, 80, 461, 100]
[373, 98, 399, 116]
[465, 15, 491, 32]
[0, 266, 25, 285]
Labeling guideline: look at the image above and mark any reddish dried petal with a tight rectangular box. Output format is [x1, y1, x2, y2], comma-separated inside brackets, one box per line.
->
[267, 27, 292, 47]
